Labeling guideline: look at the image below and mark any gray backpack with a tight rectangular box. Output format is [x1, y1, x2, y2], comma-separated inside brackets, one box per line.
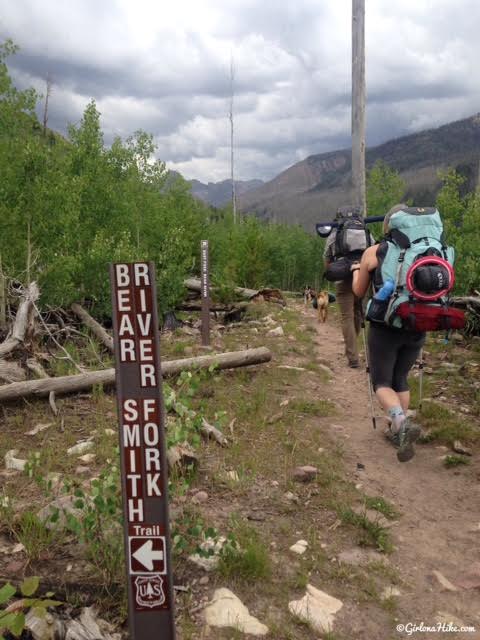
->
[325, 206, 374, 281]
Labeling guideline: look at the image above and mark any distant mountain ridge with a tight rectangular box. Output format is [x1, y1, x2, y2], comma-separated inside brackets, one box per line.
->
[238, 114, 480, 229]
[189, 178, 264, 208]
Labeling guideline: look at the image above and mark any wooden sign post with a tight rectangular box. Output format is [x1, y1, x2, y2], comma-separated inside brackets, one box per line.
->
[110, 262, 176, 640]
[200, 240, 210, 346]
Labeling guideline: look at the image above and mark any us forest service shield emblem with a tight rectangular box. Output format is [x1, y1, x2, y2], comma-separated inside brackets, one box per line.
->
[134, 575, 166, 609]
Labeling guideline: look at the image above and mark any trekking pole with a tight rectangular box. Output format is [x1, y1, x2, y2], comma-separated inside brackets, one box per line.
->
[418, 348, 424, 412]
[361, 320, 377, 429]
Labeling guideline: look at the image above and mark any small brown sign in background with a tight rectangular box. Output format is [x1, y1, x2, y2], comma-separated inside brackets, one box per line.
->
[200, 240, 210, 346]
[110, 262, 176, 640]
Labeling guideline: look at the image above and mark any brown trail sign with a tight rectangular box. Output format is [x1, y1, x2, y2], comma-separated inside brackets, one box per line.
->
[110, 262, 176, 639]
[201, 240, 210, 346]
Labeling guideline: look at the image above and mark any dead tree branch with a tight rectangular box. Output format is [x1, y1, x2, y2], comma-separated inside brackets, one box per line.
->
[71, 303, 114, 352]
[0, 282, 39, 358]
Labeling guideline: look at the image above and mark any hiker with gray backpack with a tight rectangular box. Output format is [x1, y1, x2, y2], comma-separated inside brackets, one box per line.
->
[351, 204, 465, 462]
[323, 205, 375, 368]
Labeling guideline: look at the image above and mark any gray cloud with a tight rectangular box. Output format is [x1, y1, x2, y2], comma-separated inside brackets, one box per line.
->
[1, 0, 480, 183]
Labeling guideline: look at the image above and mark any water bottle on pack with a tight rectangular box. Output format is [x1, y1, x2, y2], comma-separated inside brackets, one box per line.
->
[367, 278, 395, 322]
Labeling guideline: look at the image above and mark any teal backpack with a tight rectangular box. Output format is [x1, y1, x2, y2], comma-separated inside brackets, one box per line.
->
[366, 207, 465, 331]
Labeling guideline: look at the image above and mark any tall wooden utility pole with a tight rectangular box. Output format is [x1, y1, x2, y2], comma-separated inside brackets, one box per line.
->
[229, 55, 237, 223]
[352, 0, 366, 215]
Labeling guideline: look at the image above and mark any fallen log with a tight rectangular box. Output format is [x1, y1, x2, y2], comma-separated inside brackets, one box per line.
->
[200, 418, 228, 446]
[451, 296, 480, 308]
[184, 277, 258, 300]
[0, 346, 272, 403]
[25, 357, 49, 379]
[250, 288, 286, 306]
[184, 278, 286, 306]
[166, 443, 199, 471]
[0, 360, 26, 383]
[176, 302, 238, 312]
[0, 282, 39, 358]
[71, 303, 114, 352]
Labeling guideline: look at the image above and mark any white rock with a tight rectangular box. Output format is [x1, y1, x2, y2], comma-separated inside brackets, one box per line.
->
[188, 536, 227, 572]
[12, 543, 25, 554]
[26, 422, 53, 436]
[37, 495, 84, 529]
[290, 540, 308, 555]
[78, 453, 96, 464]
[452, 440, 472, 456]
[288, 584, 343, 633]
[204, 588, 269, 636]
[381, 586, 401, 600]
[25, 609, 60, 640]
[431, 570, 459, 592]
[65, 606, 120, 640]
[192, 491, 209, 504]
[67, 441, 94, 456]
[5, 450, 27, 471]
[337, 548, 385, 567]
[104, 429, 116, 436]
[267, 326, 284, 337]
[319, 364, 334, 376]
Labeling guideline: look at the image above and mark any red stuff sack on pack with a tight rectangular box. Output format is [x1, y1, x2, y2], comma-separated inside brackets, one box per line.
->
[396, 302, 465, 332]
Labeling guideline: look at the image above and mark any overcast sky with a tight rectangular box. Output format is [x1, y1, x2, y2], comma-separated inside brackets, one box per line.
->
[1, 0, 479, 183]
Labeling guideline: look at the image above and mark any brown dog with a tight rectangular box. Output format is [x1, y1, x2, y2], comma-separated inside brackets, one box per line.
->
[316, 290, 329, 323]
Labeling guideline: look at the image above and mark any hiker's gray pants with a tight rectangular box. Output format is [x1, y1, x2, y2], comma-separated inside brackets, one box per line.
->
[336, 278, 363, 364]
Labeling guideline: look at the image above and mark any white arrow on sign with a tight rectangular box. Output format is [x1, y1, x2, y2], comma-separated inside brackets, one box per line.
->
[132, 539, 164, 571]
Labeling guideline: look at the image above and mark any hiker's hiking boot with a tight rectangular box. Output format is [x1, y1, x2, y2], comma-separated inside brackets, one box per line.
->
[397, 419, 421, 462]
[384, 418, 421, 462]
[384, 426, 400, 448]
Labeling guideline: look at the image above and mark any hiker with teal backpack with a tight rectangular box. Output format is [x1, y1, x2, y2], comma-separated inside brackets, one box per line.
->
[351, 204, 465, 462]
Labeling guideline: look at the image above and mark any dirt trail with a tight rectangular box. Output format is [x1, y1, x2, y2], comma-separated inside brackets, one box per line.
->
[304, 304, 480, 638]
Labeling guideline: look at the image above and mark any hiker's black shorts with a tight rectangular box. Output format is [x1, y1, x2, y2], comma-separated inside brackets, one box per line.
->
[368, 324, 425, 392]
